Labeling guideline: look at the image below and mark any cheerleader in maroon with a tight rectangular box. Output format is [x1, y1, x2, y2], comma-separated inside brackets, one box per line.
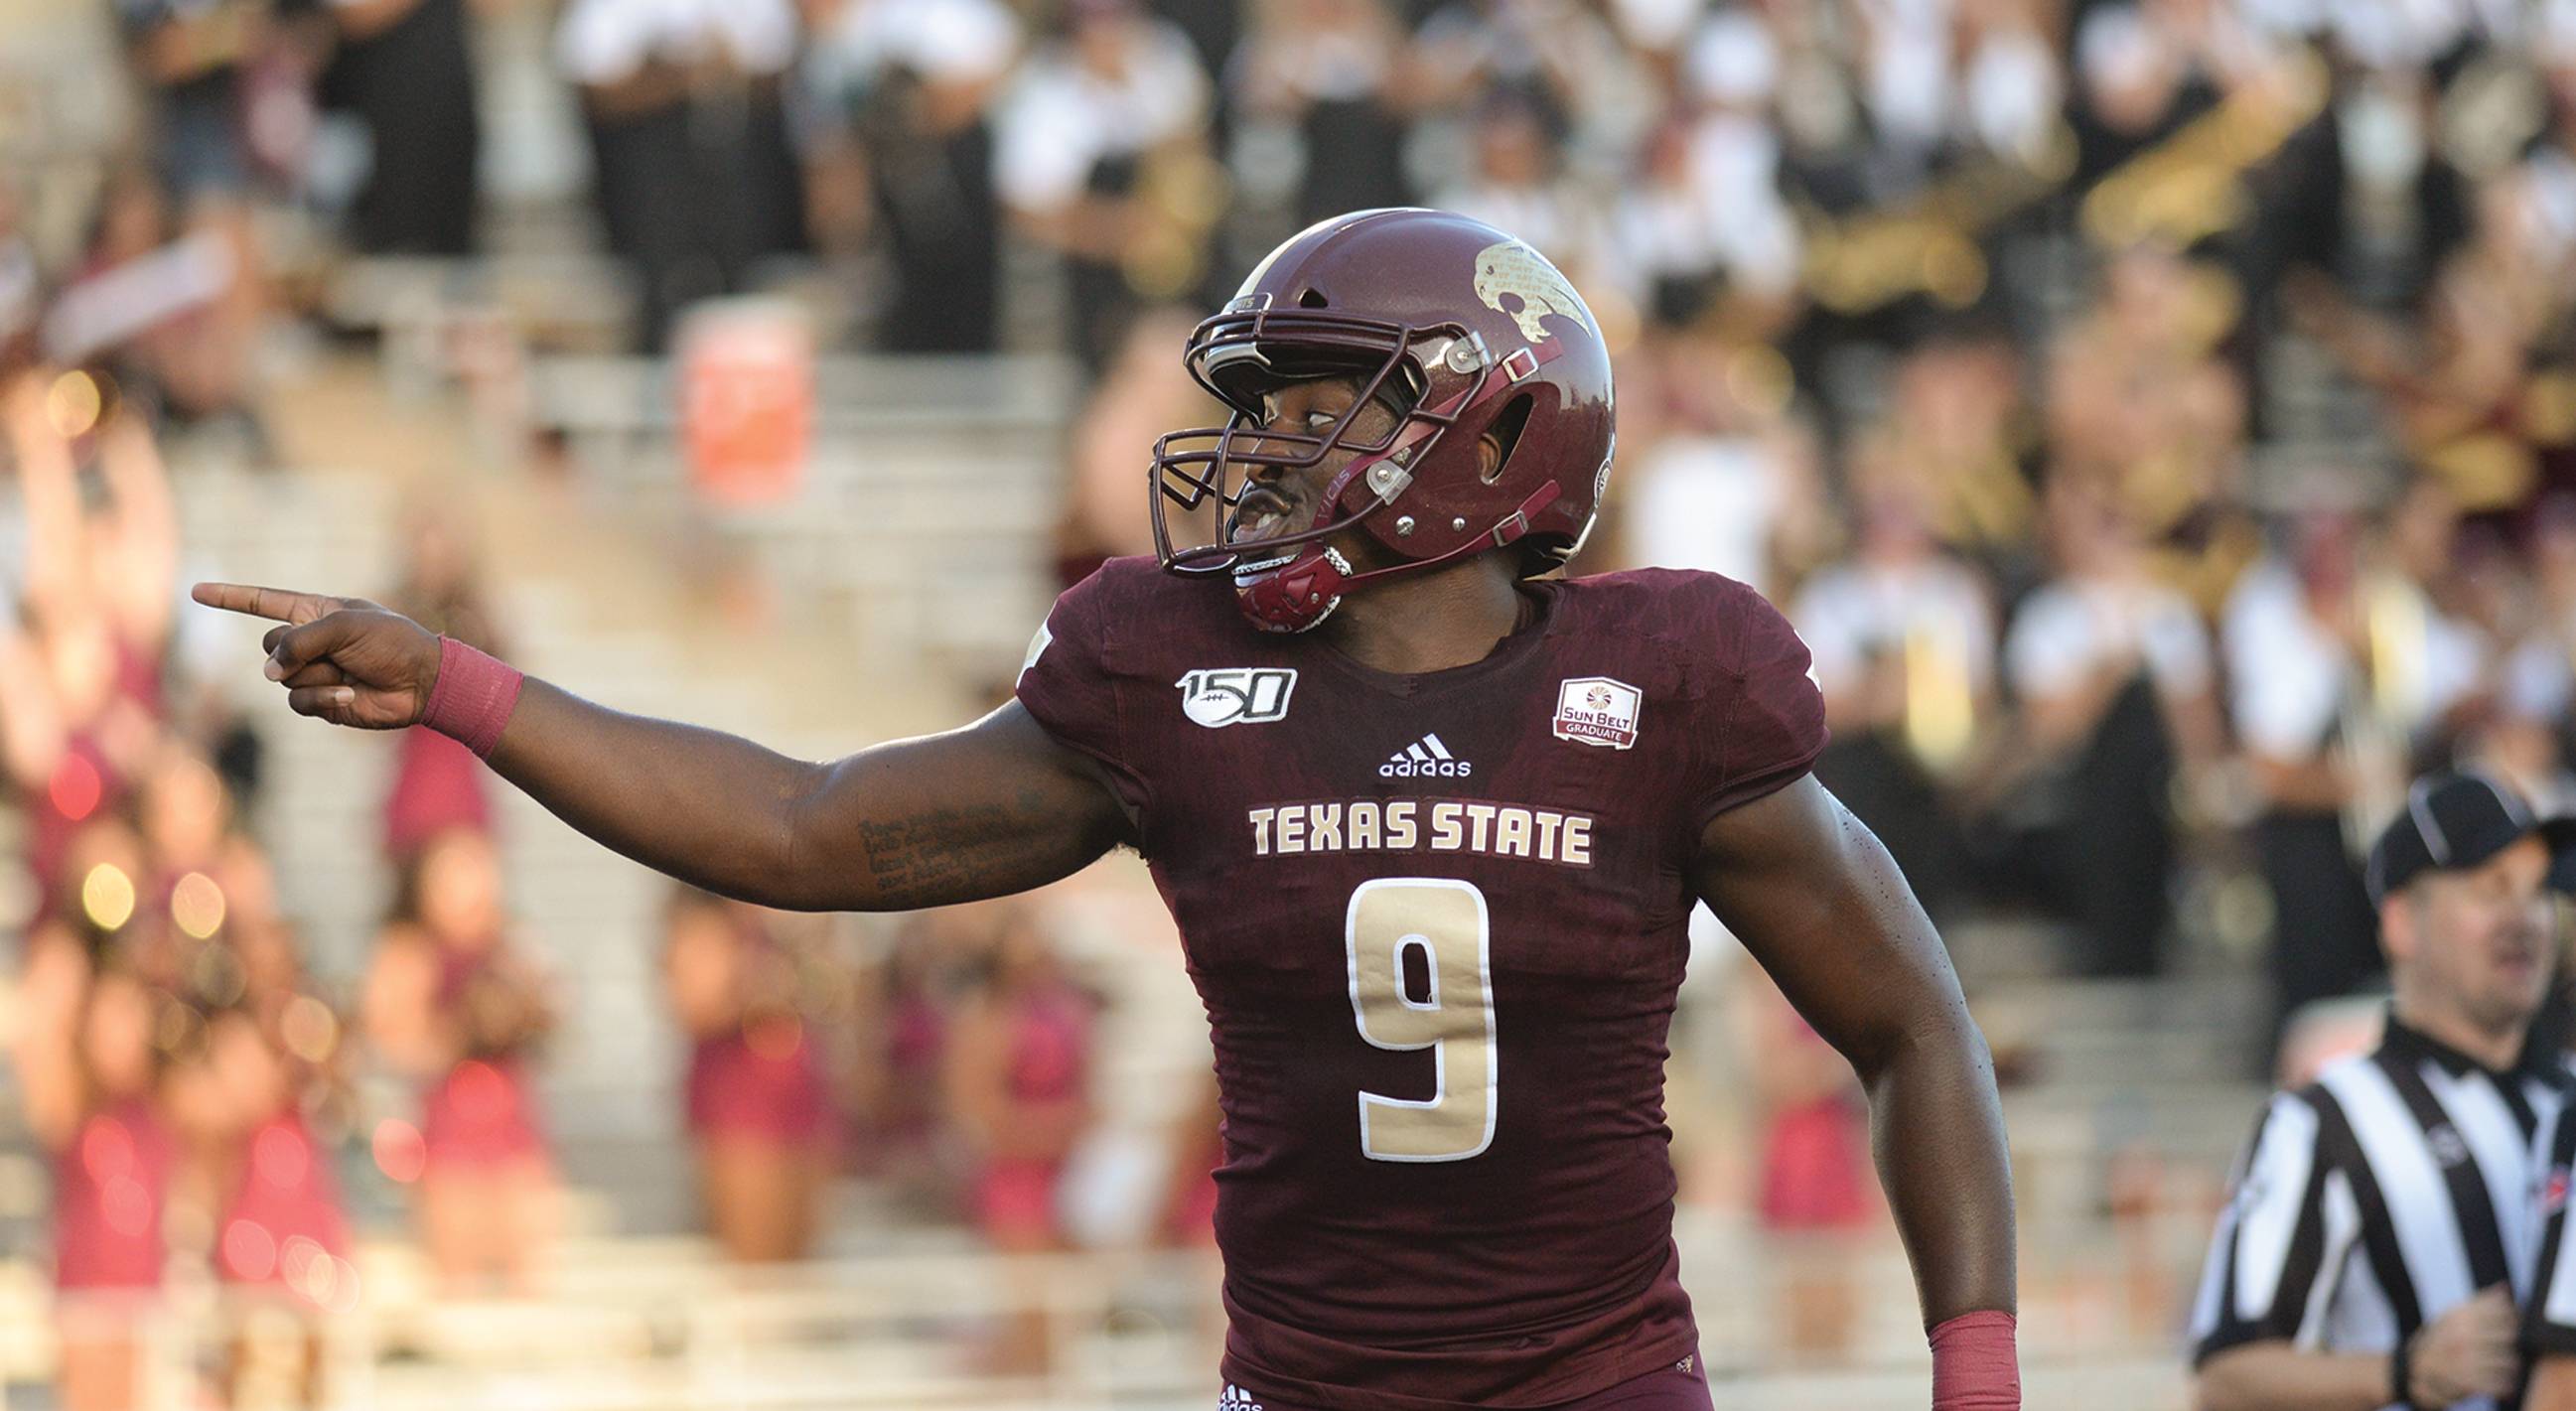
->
[663, 885, 836, 1262]
[946, 907, 1098, 1372]
[211, 1008, 354, 1309]
[175, 1003, 350, 1411]
[948, 911, 1096, 1247]
[0, 404, 176, 921]
[363, 826, 558, 1292]
[14, 922, 173, 1411]
[205, 830, 357, 1320]
[206, 992, 355, 1315]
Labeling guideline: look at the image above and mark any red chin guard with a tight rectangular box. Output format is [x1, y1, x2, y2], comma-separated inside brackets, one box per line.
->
[1229, 480, 1565, 635]
[1234, 544, 1354, 634]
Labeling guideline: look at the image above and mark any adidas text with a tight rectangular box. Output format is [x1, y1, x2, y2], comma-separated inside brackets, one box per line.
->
[1380, 733, 1472, 778]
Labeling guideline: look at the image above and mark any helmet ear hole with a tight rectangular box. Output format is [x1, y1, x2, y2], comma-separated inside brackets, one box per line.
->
[1298, 287, 1330, 309]
[1480, 394, 1534, 485]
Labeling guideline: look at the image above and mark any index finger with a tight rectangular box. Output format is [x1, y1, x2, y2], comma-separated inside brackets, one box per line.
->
[191, 582, 346, 626]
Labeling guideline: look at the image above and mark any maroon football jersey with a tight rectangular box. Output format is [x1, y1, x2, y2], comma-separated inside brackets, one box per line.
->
[1015, 557, 1826, 1410]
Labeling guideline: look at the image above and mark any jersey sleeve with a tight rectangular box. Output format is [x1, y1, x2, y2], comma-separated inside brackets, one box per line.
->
[2527, 1104, 2576, 1355]
[2189, 1090, 2352, 1365]
[1012, 568, 1149, 815]
[1685, 576, 1828, 828]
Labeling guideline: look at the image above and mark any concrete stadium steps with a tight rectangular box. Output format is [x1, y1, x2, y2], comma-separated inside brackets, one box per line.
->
[1973, 971, 2268, 1087]
[0, 1211, 2191, 1394]
[530, 352, 1078, 684]
[1706, 1358, 2183, 1411]
[360, 1357, 1077, 1411]
[0, 1228, 2176, 1410]
[1967, 972, 2267, 1231]
[344, 1233, 1221, 1405]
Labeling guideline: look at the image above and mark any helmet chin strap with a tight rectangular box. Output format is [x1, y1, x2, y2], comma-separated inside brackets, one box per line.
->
[1231, 481, 1564, 634]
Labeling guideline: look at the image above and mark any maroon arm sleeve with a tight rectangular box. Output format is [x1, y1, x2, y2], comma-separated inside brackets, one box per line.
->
[1012, 567, 1150, 820]
[1686, 577, 1829, 829]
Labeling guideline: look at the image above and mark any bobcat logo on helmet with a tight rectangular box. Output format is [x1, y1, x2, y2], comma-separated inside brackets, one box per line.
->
[1473, 240, 1595, 345]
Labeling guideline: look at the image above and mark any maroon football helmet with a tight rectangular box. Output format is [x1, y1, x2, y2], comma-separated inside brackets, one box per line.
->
[1151, 208, 1616, 633]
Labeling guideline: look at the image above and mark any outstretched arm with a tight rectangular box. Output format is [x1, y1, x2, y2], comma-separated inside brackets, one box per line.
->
[496, 680, 1131, 910]
[1692, 776, 2016, 1330]
[194, 584, 1135, 912]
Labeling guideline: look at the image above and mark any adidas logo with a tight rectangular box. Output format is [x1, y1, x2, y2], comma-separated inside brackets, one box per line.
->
[1217, 1386, 1265, 1411]
[1380, 732, 1473, 778]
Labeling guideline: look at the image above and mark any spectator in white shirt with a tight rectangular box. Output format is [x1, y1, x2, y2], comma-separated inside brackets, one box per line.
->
[326, 0, 482, 255]
[2488, 502, 2576, 811]
[1429, 91, 1599, 273]
[1996, 479, 2221, 975]
[1225, 0, 1411, 228]
[557, 0, 807, 350]
[1791, 476, 1997, 920]
[993, 0, 1211, 368]
[804, 0, 1021, 352]
[1616, 323, 1828, 594]
[2222, 487, 2490, 1058]
[1676, 10, 1801, 305]
[2007, 484, 2222, 763]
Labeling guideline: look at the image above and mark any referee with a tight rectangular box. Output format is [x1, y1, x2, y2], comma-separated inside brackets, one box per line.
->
[2528, 1098, 2576, 1408]
[2191, 770, 2576, 1411]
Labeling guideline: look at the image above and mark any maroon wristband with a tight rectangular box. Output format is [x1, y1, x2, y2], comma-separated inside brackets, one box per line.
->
[420, 636, 523, 760]
[1930, 1310, 2019, 1410]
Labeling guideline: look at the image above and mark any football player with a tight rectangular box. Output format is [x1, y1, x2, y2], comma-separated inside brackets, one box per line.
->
[199, 209, 2017, 1410]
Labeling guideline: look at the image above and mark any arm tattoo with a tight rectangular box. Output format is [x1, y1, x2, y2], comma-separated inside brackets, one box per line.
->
[853, 790, 1070, 909]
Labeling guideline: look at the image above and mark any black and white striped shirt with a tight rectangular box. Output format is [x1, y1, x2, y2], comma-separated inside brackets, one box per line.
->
[2520, 1095, 2576, 1355]
[2191, 1015, 2568, 1408]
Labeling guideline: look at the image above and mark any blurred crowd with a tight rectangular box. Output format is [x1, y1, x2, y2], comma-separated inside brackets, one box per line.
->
[0, 369, 1135, 1404]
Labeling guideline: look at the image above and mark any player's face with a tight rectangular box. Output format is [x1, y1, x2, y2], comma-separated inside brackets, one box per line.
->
[2404, 836, 2556, 1037]
[1225, 374, 1405, 569]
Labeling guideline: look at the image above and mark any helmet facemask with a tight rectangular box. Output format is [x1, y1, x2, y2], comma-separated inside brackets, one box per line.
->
[1151, 295, 1553, 633]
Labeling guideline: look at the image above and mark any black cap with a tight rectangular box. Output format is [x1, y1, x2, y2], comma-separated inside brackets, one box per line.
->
[2364, 770, 2576, 906]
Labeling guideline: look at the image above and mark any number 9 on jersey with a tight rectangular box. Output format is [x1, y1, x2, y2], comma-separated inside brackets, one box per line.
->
[1346, 878, 1498, 1163]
